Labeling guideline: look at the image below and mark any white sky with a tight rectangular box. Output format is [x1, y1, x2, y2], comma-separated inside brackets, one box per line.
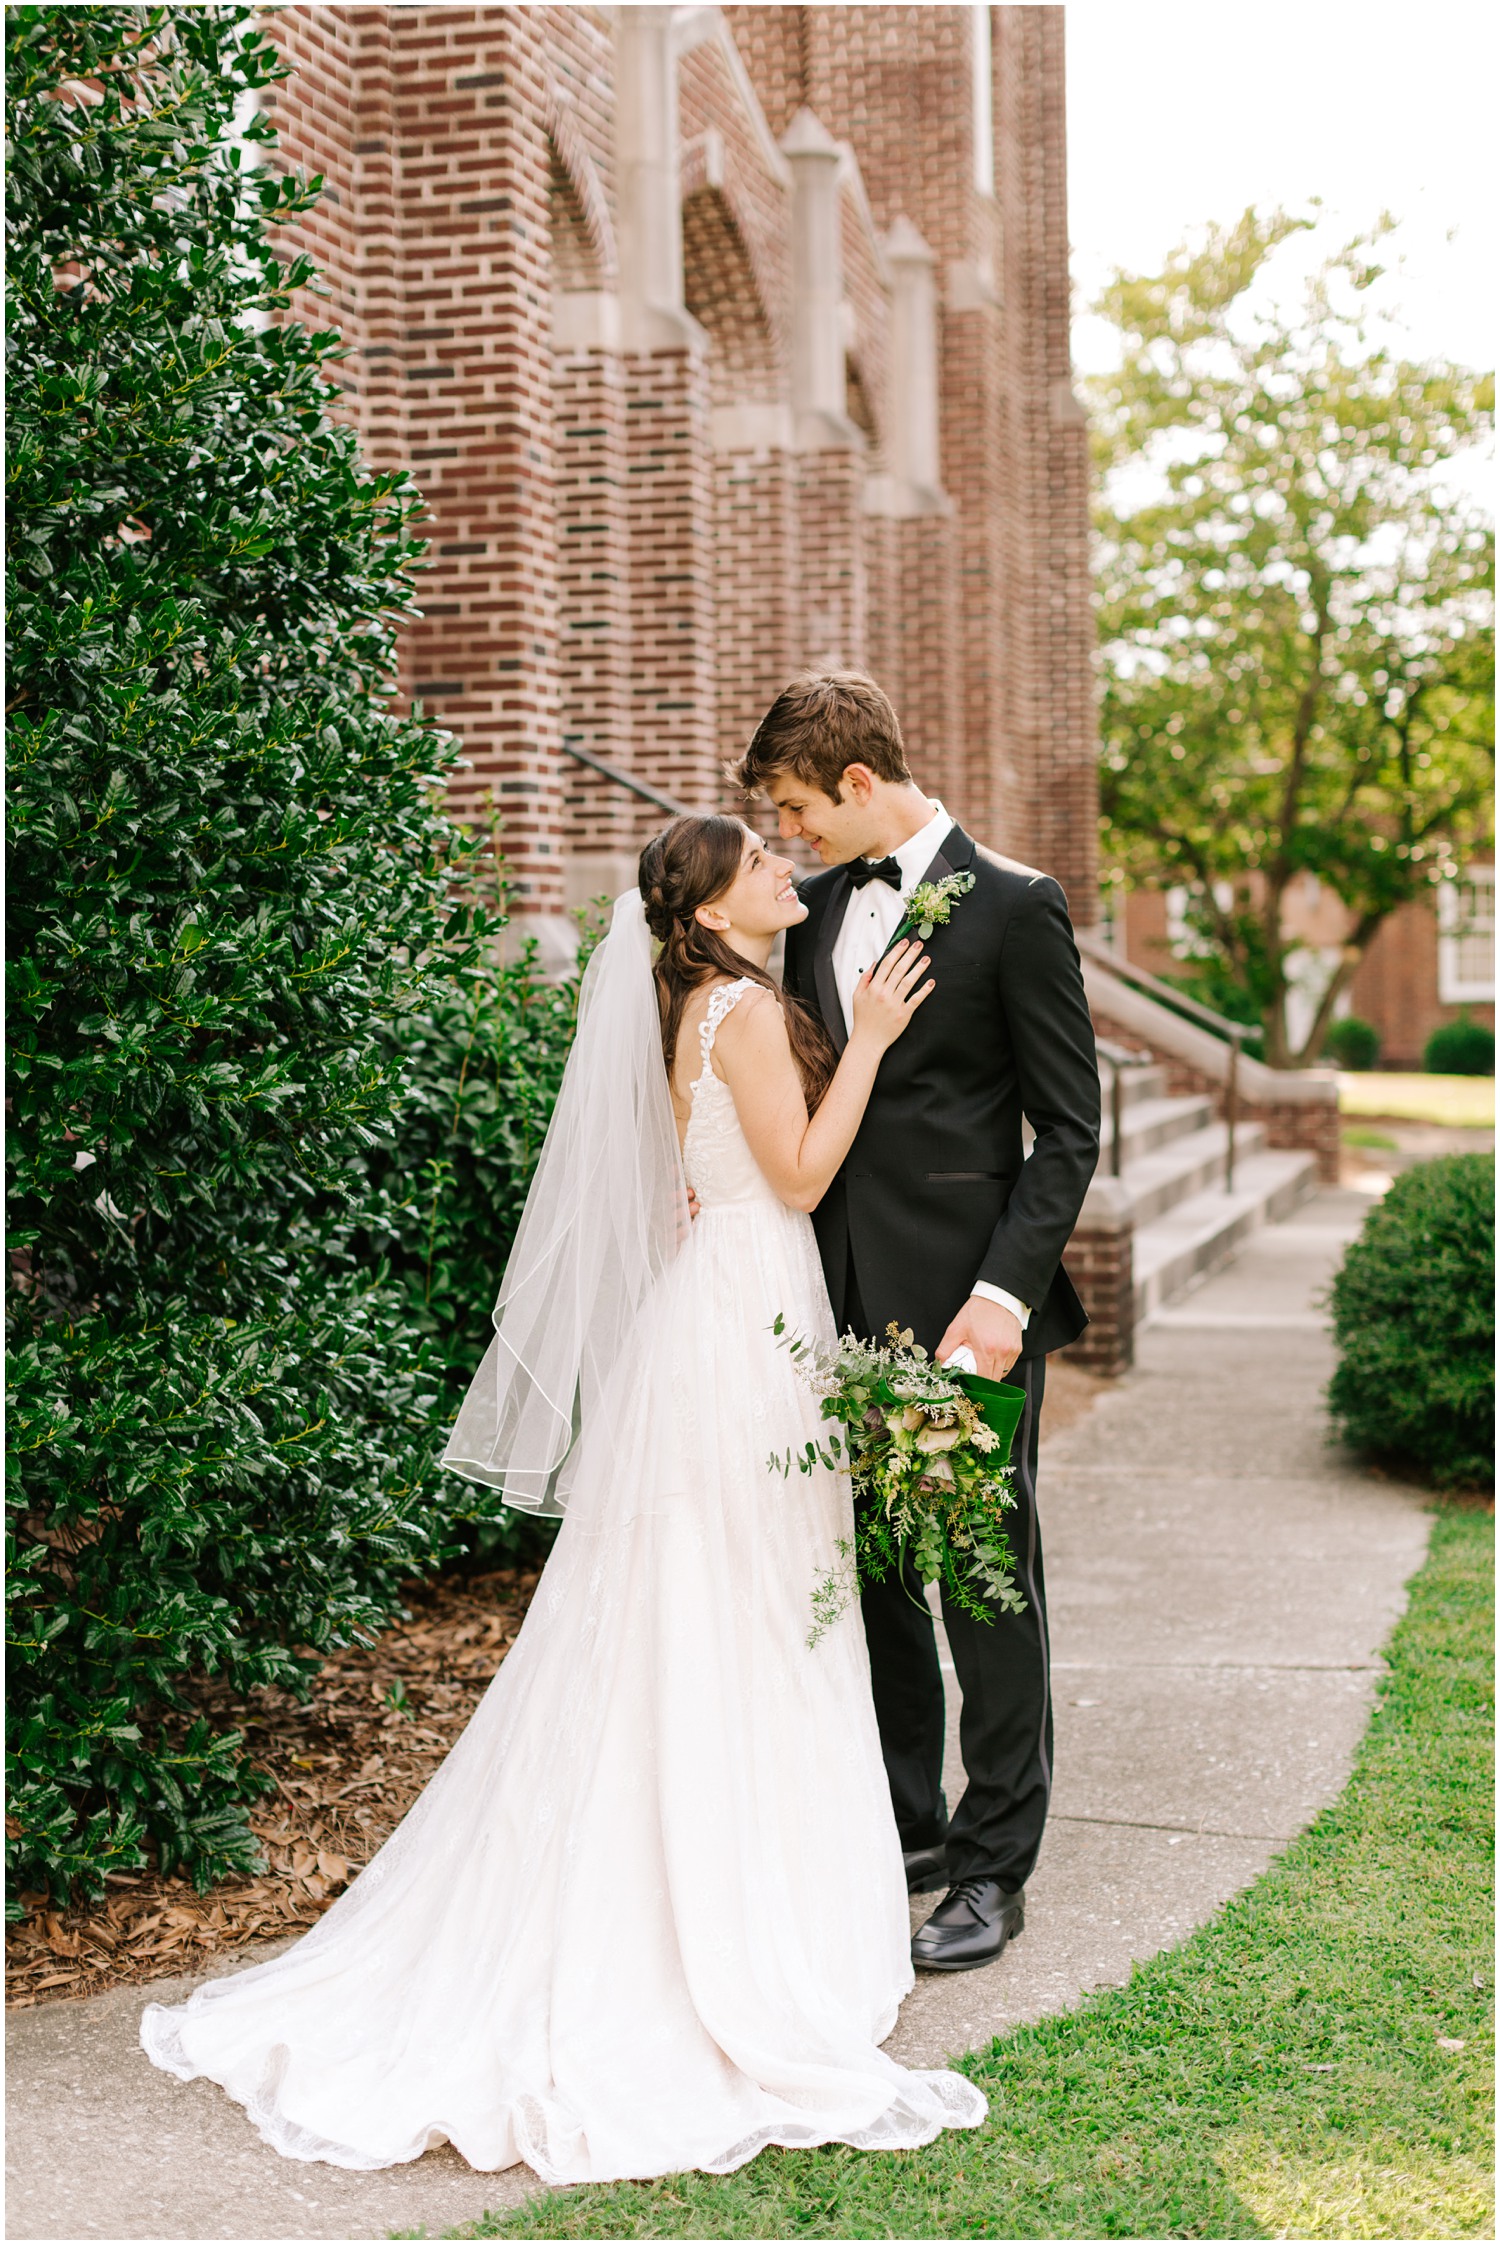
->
[1064, 0, 1497, 414]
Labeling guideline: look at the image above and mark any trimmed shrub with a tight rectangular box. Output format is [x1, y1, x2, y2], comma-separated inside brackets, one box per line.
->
[5, 6, 518, 1904]
[1327, 1155, 1495, 1490]
[1324, 1015, 1381, 1071]
[1423, 1012, 1495, 1078]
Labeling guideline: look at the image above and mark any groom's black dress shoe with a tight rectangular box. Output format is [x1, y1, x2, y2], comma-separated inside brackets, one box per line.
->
[903, 1844, 950, 1895]
[911, 1879, 1025, 1972]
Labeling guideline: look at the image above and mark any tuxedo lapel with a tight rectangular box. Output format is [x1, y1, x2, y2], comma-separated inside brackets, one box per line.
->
[917, 822, 977, 890]
[811, 866, 854, 1056]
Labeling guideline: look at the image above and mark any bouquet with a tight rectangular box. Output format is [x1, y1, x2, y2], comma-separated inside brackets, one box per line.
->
[770, 1317, 1026, 1646]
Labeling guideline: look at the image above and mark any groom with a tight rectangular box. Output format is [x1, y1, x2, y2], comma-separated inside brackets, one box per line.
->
[735, 672, 1101, 1973]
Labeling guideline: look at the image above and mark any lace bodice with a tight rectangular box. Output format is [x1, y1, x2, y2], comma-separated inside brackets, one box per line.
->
[682, 979, 782, 1213]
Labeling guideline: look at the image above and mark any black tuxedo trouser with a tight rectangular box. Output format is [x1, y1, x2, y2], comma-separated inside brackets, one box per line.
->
[845, 1253, 1053, 1891]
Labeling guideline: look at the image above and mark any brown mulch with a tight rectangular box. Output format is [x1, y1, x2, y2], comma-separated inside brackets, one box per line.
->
[1037, 1357, 1109, 1442]
[6, 1565, 539, 2012]
[8, 1362, 1112, 2014]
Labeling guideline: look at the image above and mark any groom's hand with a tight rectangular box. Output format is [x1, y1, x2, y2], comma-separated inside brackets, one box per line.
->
[939, 1295, 1023, 1381]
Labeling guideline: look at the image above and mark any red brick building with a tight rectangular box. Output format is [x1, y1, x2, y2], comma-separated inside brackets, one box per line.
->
[1116, 869, 1496, 1071]
[1348, 871, 1495, 1070]
[261, 4, 1099, 964]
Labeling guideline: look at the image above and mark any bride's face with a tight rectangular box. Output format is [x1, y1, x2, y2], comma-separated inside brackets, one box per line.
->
[699, 830, 806, 940]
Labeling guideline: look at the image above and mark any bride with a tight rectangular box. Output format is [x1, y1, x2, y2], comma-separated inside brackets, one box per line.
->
[140, 813, 988, 2183]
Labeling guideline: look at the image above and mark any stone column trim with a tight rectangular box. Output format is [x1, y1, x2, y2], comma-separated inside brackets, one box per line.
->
[615, 4, 704, 351]
[871, 212, 950, 516]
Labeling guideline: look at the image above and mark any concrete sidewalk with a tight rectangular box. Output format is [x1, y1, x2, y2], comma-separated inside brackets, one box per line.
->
[6, 1189, 1433, 2241]
[889, 1186, 1432, 2066]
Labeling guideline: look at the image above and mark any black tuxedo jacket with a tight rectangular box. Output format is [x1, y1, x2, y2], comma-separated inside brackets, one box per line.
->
[782, 824, 1101, 1361]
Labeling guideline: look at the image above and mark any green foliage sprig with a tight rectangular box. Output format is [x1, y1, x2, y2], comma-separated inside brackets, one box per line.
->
[892, 869, 975, 945]
[769, 1318, 1024, 1644]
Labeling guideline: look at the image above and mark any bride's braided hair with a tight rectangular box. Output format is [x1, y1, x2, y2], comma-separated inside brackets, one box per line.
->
[639, 814, 836, 1108]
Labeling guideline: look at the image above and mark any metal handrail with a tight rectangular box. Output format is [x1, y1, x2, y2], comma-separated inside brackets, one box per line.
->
[1078, 929, 1251, 1046]
[1080, 933, 1246, 1194]
[1095, 1036, 1155, 1182]
[560, 741, 693, 820]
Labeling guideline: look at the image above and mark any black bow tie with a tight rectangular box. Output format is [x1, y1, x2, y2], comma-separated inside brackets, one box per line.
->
[849, 856, 903, 892]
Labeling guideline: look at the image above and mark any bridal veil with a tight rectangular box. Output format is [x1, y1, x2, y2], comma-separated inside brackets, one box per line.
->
[440, 890, 688, 1512]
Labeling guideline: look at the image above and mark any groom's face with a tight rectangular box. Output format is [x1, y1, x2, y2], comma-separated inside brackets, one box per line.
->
[763, 768, 882, 866]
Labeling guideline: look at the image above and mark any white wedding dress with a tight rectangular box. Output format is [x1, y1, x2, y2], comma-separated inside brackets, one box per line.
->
[140, 978, 986, 2183]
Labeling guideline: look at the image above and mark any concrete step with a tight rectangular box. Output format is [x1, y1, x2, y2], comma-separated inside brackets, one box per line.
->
[1133, 1149, 1320, 1323]
[1111, 1061, 1170, 1109]
[1118, 1118, 1269, 1227]
[1103, 1092, 1215, 1164]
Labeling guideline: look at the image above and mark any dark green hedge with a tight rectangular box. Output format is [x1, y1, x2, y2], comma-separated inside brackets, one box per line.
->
[5, 7, 566, 1906]
[1324, 1015, 1381, 1071]
[1423, 1013, 1495, 1078]
[1327, 1155, 1495, 1490]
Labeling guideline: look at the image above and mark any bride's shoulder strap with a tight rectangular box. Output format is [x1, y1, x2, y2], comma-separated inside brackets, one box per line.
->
[698, 976, 757, 1069]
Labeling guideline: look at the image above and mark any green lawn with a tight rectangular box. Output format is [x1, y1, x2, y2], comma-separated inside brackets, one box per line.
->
[1339, 1073, 1496, 1128]
[420, 1510, 1493, 2242]
[1341, 1125, 1401, 1153]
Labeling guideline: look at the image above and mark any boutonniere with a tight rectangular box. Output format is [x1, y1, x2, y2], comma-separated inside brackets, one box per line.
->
[894, 869, 976, 943]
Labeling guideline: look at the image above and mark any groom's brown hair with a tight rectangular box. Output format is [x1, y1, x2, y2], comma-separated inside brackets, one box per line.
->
[732, 671, 912, 800]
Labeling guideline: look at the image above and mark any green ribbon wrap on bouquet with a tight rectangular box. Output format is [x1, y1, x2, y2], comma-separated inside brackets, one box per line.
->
[868, 1368, 1026, 1463]
[953, 1371, 1027, 1462]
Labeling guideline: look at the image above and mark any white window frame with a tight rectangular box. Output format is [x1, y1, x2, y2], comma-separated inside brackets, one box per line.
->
[1437, 866, 1496, 1005]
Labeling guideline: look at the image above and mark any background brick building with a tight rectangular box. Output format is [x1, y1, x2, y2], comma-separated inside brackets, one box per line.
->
[1116, 868, 1496, 1071]
[262, 3, 1099, 964]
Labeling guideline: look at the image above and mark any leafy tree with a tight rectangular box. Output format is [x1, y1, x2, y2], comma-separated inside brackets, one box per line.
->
[1087, 210, 1494, 1065]
[4, 5, 518, 1905]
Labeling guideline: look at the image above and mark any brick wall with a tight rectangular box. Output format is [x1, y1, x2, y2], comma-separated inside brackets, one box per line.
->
[1350, 891, 1496, 1070]
[1060, 1191, 1134, 1377]
[262, 4, 1100, 939]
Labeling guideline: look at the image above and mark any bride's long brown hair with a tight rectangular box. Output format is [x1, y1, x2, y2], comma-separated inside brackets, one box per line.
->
[638, 814, 836, 1109]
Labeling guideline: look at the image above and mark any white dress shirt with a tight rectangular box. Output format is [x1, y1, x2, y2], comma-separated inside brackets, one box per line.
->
[831, 799, 1031, 1333]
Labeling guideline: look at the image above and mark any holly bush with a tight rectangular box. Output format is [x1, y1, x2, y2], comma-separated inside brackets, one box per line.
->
[1327, 1155, 1495, 1490]
[4, 6, 540, 1905]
